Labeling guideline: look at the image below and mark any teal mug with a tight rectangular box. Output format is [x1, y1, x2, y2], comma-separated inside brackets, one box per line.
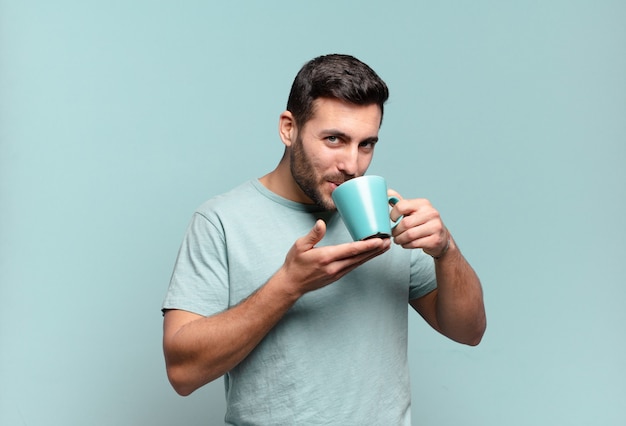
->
[331, 175, 399, 241]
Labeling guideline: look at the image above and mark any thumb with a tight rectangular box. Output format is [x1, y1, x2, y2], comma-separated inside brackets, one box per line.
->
[302, 219, 326, 249]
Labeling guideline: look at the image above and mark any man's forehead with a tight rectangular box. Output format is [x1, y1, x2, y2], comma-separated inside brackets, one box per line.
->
[307, 97, 382, 126]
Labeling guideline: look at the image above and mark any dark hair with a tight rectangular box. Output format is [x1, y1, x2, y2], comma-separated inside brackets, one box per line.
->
[286, 54, 389, 127]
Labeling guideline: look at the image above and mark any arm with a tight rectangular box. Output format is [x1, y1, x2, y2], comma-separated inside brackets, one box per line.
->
[389, 192, 486, 346]
[410, 236, 486, 346]
[163, 272, 299, 396]
[163, 219, 390, 396]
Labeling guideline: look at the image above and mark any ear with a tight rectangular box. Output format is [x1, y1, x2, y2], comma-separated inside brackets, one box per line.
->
[278, 111, 297, 147]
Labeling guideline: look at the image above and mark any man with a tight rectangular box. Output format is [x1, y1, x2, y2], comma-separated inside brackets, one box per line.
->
[162, 54, 486, 425]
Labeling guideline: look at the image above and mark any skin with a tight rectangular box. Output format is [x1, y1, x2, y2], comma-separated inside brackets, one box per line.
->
[162, 97, 486, 396]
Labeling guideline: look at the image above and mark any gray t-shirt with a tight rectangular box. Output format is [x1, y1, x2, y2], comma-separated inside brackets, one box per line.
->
[163, 179, 437, 425]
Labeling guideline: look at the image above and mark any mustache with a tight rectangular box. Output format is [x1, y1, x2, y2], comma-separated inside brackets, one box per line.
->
[327, 174, 357, 186]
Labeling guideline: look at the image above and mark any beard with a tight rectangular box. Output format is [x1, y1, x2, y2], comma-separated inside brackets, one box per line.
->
[289, 135, 351, 211]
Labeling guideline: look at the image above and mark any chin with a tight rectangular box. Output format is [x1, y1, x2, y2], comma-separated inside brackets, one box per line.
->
[320, 192, 338, 211]
[315, 196, 337, 211]
[324, 201, 338, 212]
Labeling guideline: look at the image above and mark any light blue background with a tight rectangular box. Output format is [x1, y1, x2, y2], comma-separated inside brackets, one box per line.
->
[1, 1, 624, 425]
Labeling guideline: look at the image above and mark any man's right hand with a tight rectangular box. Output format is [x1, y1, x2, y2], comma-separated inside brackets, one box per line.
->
[278, 219, 391, 297]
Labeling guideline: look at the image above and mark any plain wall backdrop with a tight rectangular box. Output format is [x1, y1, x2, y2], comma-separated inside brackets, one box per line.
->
[1, 1, 624, 425]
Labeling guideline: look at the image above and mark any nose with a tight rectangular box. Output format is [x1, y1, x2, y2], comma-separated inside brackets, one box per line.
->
[337, 145, 359, 177]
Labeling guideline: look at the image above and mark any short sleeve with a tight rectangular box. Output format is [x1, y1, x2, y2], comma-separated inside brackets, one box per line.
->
[162, 212, 230, 316]
[408, 249, 437, 300]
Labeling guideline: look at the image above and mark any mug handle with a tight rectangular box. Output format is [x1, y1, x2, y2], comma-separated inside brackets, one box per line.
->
[388, 196, 402, 229]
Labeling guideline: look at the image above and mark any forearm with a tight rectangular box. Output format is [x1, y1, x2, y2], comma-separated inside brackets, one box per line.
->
[432, 238, 486, 345]
[163, 268, 300, 395]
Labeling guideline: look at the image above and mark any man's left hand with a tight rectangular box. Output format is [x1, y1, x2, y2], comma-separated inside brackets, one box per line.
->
[388, 189, 449, 257]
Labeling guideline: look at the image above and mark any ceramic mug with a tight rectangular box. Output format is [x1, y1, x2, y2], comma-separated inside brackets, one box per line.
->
[331, 175, 399, 241]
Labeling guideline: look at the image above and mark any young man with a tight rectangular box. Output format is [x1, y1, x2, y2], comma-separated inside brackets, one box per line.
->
[162, 54, 486, 425]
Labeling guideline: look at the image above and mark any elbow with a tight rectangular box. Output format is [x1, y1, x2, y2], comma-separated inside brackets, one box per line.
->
[438, 309, 487, 346]
[167, 366, 196, 397]
[444, 314, 486, 347]
[164, 347, 195, 396]
[163, 343, 204, 396]
[463, 317, 487, 347]
[173, 385, 194, 397]
[464, 332, 484, 347]
[172, 383, 194, 398]
[454, 329, 484, 347]
[165, 360, 221, 397]
[164, 353, 209, 396]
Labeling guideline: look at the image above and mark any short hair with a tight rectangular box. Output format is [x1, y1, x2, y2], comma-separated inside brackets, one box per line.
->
[286, 54, 389, 128]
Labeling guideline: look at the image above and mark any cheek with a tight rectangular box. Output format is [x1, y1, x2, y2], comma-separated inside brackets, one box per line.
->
[357, 153, 374, 174]
[307, 150, 334, 174]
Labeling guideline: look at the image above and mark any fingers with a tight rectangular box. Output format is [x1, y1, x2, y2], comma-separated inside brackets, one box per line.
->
[294, 220, 388, 266]
[387, 188, 403, 201]
[387, 189, 403, 221]
[329, 238, 390, 262]
[390, 198, 448, 252]
[322, 238, 391, 280]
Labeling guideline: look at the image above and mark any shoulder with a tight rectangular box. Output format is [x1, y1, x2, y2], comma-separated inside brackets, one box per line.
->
[191, 180, 269, 225]
[196, 180, 258, 213]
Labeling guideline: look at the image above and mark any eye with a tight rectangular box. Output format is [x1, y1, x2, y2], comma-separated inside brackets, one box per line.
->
[359, 141, 376, 151]
[325, 135, 342, 145]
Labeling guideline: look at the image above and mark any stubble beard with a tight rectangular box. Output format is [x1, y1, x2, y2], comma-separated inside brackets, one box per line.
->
[290, 135, 341, 211]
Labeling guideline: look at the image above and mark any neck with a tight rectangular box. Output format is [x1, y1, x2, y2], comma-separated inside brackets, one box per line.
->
[259, 153, 312, 204]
